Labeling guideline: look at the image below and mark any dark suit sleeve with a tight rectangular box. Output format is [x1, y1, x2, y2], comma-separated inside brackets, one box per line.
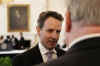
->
[33, 57, 64, 66]
[12, 51, 33, 66]
[12, 45, 43, 66]
[12, 54, 24, 66]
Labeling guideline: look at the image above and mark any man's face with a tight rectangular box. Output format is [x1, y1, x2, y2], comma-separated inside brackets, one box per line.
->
[38, 17, 62, 50]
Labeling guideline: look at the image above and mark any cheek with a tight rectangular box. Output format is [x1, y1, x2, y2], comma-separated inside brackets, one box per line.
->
[42, 32, 51, 38]
[40, 32, 49, 41]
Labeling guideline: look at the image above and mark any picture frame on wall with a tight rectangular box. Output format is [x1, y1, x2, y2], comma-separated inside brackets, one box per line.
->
[7, 4, 30, 32]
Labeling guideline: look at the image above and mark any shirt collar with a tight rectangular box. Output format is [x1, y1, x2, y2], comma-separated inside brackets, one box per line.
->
[68, 33, 100, 50]
[38, 41, 57, 55]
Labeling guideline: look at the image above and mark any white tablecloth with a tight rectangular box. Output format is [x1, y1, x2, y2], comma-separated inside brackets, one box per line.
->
[0, 49, 27, 54]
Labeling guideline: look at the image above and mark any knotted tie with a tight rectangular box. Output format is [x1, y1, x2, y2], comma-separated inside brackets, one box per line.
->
[46, 51, 54, 62]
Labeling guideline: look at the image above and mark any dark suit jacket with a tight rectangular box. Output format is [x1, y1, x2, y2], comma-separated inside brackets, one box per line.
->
[36, 36, 100, 66]
[12, 44, 65, 66]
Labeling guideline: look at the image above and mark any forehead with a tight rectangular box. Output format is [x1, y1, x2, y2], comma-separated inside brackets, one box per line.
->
[43, 17, 62, 29]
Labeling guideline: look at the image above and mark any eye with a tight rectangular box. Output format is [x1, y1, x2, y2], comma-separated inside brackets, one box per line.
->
[56, 30, 61, 34]
[47, 29, 54, 33]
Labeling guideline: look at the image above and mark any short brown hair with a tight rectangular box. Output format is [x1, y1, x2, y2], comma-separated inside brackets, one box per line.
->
[37, 11, 64, 29]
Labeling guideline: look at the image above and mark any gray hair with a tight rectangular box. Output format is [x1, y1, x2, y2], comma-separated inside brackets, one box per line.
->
[67, 0, 100, 25]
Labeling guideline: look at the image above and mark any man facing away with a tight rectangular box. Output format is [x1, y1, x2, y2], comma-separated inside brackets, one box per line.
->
[12, 11, 65, 66]
[35, 0, 100, 66]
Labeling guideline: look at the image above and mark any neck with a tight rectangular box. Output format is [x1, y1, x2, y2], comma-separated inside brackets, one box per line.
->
[67, 25, 100, 45]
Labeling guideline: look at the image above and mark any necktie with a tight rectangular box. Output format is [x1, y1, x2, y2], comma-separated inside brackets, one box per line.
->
[46, 51, 54, 62]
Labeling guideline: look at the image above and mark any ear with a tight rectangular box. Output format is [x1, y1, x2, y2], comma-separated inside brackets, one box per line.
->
[66, 11, 72, 32]
[36, 26, 40, 36]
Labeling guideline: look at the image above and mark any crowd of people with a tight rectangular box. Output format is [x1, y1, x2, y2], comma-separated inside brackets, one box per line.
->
[0, 32, 30, 50]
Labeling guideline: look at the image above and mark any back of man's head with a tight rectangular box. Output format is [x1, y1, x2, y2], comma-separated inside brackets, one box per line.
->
[67, 0, 100, 25]
[65, 0, 100, 45]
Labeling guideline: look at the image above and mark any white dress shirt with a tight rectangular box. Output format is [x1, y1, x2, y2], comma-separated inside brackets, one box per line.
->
[38, 42, 57, 63]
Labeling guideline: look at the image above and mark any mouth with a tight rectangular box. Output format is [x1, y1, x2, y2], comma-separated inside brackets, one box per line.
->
[48, 41, 57, 45]
[48, 39, 57, 45]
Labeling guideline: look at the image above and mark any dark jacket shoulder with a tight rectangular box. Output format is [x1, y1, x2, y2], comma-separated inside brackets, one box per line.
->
[13, 45, 43, 66]
[55, 47, 65, 57]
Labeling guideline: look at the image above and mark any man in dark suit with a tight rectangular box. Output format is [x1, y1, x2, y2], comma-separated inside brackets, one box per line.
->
[35, 0, 100, 66]
[11, 35, 19, 49]
[13, 11, 65, 66]
[4, 35, 13, 50]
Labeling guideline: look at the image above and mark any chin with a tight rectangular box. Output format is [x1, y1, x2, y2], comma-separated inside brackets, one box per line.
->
[49, 46, 56, 49]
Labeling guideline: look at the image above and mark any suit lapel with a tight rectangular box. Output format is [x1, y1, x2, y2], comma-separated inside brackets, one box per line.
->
[36, 44, 43, 63]
[31, 44, 43, 64]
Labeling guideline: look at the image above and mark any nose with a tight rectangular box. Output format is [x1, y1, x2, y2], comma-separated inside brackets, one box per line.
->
[51, 31, 59, 39]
